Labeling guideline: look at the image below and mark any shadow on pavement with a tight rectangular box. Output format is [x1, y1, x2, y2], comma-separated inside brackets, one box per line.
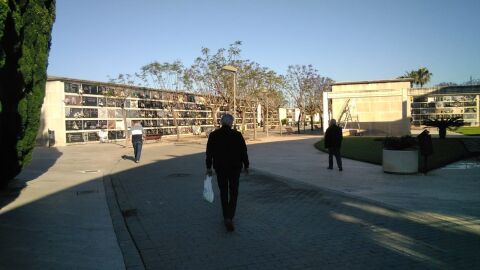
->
[108, 142, 480, 269]
[0, 144, 125, 269]
[0, 147, 62, 211]
[1, 140, 479, 269]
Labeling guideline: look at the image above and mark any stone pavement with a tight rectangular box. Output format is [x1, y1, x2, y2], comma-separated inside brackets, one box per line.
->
[0, 144, 126, 270]
[1, 134, 479, 269]
[109, 137, 479, 269]
[247, 135, 480, 219]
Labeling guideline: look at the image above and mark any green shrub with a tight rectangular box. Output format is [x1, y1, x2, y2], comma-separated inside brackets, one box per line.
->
[0, 0, 56, 186]
[383, 136, 417, 150]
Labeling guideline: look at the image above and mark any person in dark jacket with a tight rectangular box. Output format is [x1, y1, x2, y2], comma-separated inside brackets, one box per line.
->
[206, 114, 249, 232]
[324, 119, 343, 171]
[417, 129, 433, 174]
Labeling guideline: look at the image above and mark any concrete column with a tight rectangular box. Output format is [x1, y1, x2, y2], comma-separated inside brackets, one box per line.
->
[402, 88, 410, 135]
[42, 81, 66, 146]
[477, 95, 479, 126]
[323, 92, 330, 133]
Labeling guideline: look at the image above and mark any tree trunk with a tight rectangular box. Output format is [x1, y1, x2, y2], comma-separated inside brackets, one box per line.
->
[173, 109, 180, 141]
[439, 127, 447, 139]
[320, 115, 324, 134]
[303, 113, 306, 132]
[279, 109, 283, 136]
[297, 112, 302, 134]
[261, 107, 265, 132]
[211, 107, 218, 127]
[241, 110, 246, 133]
[265, 102, 269, 137]
[253, 103, 257, 140]
[0, 101, 22, 186]
[123, 107, 128, 147]
[310, 117, 314, 131]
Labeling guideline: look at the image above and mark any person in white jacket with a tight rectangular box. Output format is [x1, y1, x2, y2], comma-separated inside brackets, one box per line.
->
[130, 121, 145, 163]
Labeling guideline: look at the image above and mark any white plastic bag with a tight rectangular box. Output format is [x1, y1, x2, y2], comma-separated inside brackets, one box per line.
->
[203, 175, 214, 203]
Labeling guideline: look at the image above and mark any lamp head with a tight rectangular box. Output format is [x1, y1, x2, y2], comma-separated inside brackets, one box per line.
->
[221, 65, 238, 73]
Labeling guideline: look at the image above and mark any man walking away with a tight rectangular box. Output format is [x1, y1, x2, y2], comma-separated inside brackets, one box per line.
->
[324, 119, 343, 171]
[417, 129, 433, 174]
[131, 120, 145, 163]
[206, 114, 249, 232]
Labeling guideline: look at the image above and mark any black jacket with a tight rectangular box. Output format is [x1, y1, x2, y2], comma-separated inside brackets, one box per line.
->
[206, 126, 249, 171]
[417, 130, 433, 156]
[324, 125, 343, 148]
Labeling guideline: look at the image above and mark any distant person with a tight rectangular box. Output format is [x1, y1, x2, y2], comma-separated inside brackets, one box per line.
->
[417, 129, 433, 174]
[206, 114, 249, 232]
[130, 121, 145, 163]
[324, 119, 343, 171]
[98, 129, 107, 143]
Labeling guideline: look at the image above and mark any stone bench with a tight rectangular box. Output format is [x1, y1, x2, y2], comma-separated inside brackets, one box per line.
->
[145, 134, 162, 142]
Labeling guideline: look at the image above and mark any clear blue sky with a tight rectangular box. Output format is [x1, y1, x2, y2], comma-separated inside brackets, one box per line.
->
[48, 0, 480, 86]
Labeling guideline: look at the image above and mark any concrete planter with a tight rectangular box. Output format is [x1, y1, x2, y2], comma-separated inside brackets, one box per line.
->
[382, 149, 418, 174]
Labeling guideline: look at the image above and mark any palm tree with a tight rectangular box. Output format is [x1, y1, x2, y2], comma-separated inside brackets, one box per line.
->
[423, 117, 464, 139]
[398, 70, 418, 87]
[416, 67, 432, 87]
[398, 67, 432, 87]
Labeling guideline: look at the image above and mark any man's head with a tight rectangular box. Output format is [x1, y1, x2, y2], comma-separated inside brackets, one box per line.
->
[329, 119, 337, 127]
[220, 114, 234, 128]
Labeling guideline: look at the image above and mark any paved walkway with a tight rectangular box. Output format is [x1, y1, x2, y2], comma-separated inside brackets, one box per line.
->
[248, 135, 480, 219]
[1, 134, 479, 269]
[0, 144, 126, 270]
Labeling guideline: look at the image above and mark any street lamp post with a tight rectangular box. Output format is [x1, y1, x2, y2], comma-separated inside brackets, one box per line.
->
[262, 89, 269, 137]
[222, 65, 238, 127]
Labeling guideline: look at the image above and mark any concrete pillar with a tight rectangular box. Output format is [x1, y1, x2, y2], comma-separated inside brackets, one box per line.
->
[41, 81, 66, 146]
[402, 88, 410, 135]
[477, 95, 479, 126]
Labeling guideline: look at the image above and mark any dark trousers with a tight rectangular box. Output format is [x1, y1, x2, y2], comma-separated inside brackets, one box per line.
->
[133, 141, 143, 161]
[328, 147, 342, 169]
[421, 155, 429, 174]
[216, 169, 241, 220]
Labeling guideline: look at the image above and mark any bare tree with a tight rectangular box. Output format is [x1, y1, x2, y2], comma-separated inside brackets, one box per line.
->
[184, 41, 243, 127]
[284, 65, 321, 133]
[236, 61, 265, 138]
[236, 61, 285, 138]
[304, 76, 333, 131]
[138, 61, 186, 140]
[139, 60, 186, 90]
[261, 70, 286, 133]
[107, 73, 140, 146]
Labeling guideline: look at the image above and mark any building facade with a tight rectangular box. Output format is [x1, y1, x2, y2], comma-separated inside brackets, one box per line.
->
[323, 79, 480, 136]
[323, 79, 412, 136]
[409, 86, 479, 127]
[39, 77, 262, 146]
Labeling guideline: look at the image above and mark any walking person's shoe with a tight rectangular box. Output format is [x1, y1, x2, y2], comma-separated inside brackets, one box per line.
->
[339, 168, 343, 171]
[327, 167, 333, 170]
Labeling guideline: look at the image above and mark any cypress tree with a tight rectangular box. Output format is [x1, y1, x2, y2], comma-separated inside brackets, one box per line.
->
[0, 0, 56, 186]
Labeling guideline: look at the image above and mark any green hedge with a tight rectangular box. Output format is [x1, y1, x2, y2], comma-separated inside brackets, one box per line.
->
[315, 137, 472, 171]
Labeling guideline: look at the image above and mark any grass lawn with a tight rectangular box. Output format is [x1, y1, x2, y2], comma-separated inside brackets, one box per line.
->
[454, 126, 480, 136]
[315, 137, 474, 171]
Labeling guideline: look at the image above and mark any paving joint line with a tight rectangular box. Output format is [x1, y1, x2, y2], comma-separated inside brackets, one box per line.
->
[249, 167, 464, 225]
[103, 158, 146, 270]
